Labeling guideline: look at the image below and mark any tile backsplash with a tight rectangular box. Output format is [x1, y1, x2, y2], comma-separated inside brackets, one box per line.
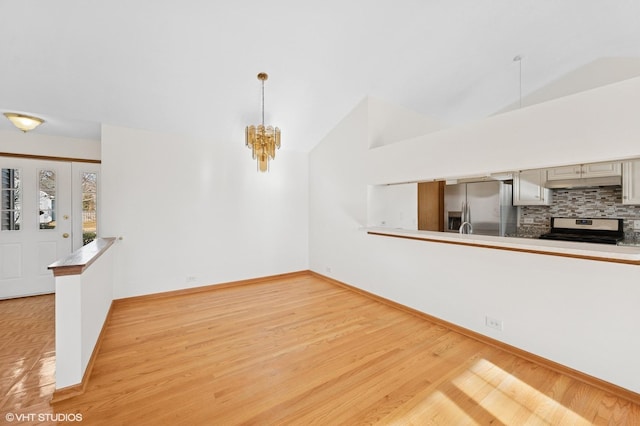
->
[517, 186, 640, 239]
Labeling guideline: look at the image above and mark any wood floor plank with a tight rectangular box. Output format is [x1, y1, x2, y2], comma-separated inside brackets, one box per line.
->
[0, 294, 56, 421]
[3, 275, 640, 424]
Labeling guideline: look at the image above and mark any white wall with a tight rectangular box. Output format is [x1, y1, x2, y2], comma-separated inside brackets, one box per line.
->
[55, 242, 115, 389]
[309, 99, 370, 281]
[367, 183, 417, 229]
[80, 243, 115, 374]
[368, 96, 445, 148]
[101, 125, 308, 298]
[496, 57, 640, 114]
[0, 130, 100, 160]
[55, 274, 82, 389]
[309, 95, 640, 393]
[367, 76, 640, 185]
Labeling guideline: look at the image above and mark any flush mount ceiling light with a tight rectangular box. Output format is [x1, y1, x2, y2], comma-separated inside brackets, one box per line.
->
[245, 73, 281, 172]
[3, 112, 45, 133]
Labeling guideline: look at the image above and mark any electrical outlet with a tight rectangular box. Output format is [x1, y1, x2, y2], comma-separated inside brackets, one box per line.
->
[186, 276, 197, 283]
[325, 266, 332, 273]
[634, 220, 640, 231]
[485, 316, 503, 331]
[524, 217, 534, 224]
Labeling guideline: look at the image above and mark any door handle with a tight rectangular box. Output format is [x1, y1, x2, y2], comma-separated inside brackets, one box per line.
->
[62, 233, 70, 238]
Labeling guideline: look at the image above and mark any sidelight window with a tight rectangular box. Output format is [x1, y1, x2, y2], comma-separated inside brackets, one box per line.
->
[38, 170, 56, 229]
[1, 168, 21, 231]
[81, 172, 97, 245]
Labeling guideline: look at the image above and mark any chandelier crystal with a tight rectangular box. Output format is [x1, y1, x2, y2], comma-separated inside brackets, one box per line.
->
[245, 73, 281, 172]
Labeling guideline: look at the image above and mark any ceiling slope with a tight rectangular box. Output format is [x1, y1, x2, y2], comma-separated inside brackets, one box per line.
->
[1, 1, 639, 150]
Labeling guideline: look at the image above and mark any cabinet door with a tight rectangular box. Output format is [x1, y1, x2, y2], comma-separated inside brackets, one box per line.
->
[582, 162, 621, 178]
[514, 170, 552, 206]
[623, 160, 640, 205]
[546, 165, 582, 181]
[417, 181, 444, 231]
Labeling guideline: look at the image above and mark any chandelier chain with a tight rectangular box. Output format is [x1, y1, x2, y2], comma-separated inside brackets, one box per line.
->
[261, 79, 265, 126]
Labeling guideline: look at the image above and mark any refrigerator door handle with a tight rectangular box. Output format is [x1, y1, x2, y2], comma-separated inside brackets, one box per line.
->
[462, 201, 471, 223]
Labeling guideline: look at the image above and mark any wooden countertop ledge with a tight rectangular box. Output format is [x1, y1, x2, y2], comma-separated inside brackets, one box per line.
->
[48, 237, 117, 277]
[366, 228, 640, 266]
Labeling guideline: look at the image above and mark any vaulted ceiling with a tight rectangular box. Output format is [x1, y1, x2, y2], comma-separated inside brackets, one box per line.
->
[1, 1, 639, 150]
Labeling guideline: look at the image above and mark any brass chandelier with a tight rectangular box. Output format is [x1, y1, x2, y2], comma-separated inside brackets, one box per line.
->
[245, 73, 281, 172]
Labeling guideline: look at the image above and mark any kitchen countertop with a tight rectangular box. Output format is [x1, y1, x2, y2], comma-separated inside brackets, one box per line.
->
[365, 227, 640, 265]
[618, 240, 640, 248]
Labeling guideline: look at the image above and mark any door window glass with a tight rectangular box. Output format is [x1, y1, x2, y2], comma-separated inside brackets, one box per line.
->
[1, 168, 21, 231]
[82, 172, 97, 245]
[39, 170, 56, 229]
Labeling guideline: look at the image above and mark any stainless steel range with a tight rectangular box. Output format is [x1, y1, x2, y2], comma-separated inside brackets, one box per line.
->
[539, 217, 624, 245]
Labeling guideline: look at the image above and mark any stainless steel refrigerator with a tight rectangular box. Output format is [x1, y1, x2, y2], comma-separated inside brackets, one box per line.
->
[444, 180, 517, 236]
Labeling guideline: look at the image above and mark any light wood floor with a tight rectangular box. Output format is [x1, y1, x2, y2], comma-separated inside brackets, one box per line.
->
[0, 294, 56, 419]
[3, 275, 640, 425]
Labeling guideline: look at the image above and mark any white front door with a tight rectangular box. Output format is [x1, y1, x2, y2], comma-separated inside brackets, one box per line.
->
[0, 158, 73, 299]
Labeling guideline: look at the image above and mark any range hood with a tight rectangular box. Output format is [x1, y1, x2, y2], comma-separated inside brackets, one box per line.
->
[544, 175, 622, 189]
[446, 172, 513, 185]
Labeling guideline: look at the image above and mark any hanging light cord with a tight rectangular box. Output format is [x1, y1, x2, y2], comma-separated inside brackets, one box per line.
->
[518, 57, 522, 108]
[514, 55, 522, 108]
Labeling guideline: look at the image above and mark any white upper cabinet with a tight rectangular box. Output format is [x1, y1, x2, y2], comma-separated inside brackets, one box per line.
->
[546, 165, 582, 180]
[547, 162, 621, 181]
[623, 159, 640, 205]
[582, 162, 622, 178]
[513, 169, 552, 206]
